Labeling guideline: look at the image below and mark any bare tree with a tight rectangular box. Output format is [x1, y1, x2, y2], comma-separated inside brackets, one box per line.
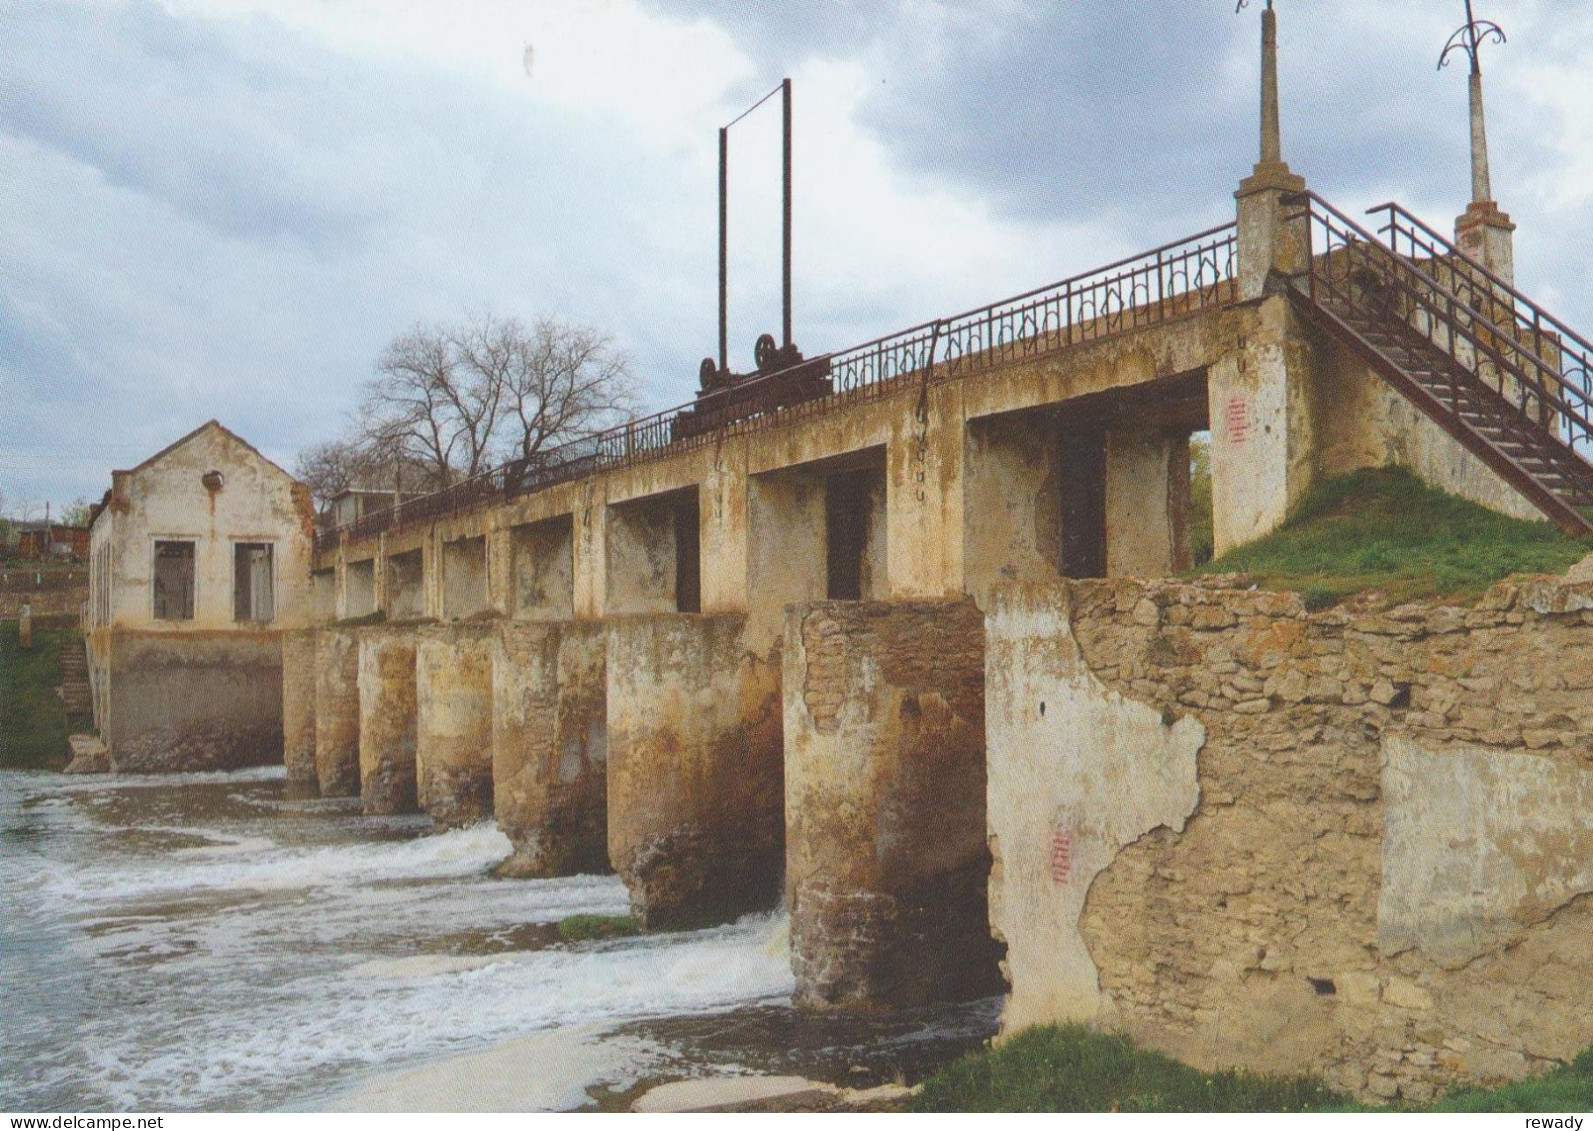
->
[455, 315, 637, 465]
[293, 435, 442, 510]
[364, 322, 504, 488]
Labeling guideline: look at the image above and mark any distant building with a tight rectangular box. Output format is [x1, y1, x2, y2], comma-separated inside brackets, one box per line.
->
[86, 421, 315, 772]
[16, 524, 90, 561]
[325, 487, 412, 530]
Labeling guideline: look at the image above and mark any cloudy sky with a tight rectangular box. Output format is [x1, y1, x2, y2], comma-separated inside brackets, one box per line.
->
[2, 0, 1590, 512]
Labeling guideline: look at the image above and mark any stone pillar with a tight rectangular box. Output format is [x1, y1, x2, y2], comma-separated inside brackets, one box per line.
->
[1234, 5, 1307, 302]
[1454, 69, 1516, 285]
[1208, 296, 1318, 554]
[1105, 428, 1190, 577]
[784, 599, 1003, 1009]
[493, 621, 608, 877]
[606, 614, 783, 929]
[313, 628, 360, 798]
[282, 628, 319, 798]
[358, 627, 418, 815]
[415, 622, 496, 826]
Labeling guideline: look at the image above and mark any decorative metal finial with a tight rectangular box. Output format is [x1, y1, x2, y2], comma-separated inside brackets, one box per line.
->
[1235, 0, 1273, 12]
[1439, 0, 1505, 75]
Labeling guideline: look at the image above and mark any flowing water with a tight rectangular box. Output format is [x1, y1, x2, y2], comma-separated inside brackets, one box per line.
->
[0, 768, 995, 1112]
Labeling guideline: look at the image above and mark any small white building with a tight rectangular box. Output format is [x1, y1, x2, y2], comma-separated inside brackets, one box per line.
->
[86, 421, 315, 771]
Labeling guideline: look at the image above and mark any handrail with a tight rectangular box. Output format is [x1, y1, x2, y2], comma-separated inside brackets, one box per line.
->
[314, 221, 1239, 552]
[1288, 190, 1593, 464]
[1366, 201, 1593, 362]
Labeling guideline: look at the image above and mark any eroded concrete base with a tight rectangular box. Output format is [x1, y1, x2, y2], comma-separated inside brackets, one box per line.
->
[493, 621, 608, 877]
[358, 627, 419, 815]
[416, 623, 496, 827]
[785, 599, 1004, 1010]
[282, 628, 318, 797]
[314, 628, 361, 797]
[606, 614, 783, 930]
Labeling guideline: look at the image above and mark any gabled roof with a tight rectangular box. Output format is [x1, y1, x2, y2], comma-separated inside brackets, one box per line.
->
[124, 419, 299, 483]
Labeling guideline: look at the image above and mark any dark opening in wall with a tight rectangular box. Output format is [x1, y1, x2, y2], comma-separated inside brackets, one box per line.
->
[826, 468, 874, 600]
[1060, 423, 1107, 579]
[673, 492, 701, 613]
[153, 540, 196, 620]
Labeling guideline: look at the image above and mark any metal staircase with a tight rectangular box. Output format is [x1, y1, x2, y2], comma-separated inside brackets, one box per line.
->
[1284, 192, 1593, 535]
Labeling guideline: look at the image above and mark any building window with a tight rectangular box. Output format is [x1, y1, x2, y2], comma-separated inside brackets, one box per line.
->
[234, 542, 275, 622]
[153, 540, 196, 620]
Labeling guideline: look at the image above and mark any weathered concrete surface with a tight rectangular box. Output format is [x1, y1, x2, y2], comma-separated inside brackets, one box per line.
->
[987, 575, 1593, 1104]
[282, 628, 318, 797]
[314, 627, 361, 797]
[785, 599, 1004, 1010]
[357, 627, 419, 815]
[493, 620, 608, 877]
[1379, 734, 1593, 968]
[509, 515, 575, 620]
[606, 614, 783, 929]
[416, 622, 496, 826]
[103, 631, 285, 773]
[442, 536, 489, 620]
[986, 585, 1204, 1031]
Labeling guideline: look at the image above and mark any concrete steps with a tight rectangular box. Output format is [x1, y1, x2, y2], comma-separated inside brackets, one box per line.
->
[58, 637, 92, 717]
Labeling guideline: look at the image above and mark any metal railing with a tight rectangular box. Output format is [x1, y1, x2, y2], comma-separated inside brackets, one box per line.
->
[1290, 192, 1593, 470]
[315, 221, 1238, 552]
[1367, 200, 1593, 456]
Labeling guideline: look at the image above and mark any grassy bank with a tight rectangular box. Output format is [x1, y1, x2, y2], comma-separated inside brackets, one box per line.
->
[911, 1024, 1593, 1113]
[0, 622, 78, 770]
[1190, 466, 1590, 607]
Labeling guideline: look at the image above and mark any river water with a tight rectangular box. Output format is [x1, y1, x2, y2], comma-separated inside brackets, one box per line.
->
[0, 768, 996, 1112]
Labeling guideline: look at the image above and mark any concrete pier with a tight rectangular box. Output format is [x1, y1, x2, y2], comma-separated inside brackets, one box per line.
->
[313, 628, 360, 798]
[416, 622, 496, 827]
[357, 627, 419, 815]
[493, 621, 608, 877]
[606, 614, 783, 929]
[784, 599, 1003, 1009]
[281, 628, 319, 798]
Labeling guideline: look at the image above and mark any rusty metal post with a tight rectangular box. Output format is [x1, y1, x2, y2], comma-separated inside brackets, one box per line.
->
[718, 125, 728, 375]
[782, 77, 792, 351]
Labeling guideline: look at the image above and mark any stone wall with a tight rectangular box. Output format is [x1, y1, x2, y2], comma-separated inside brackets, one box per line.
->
[102, 631, 284, 773]
[493, 620, 607, 876]
[416, 622, 496, 827]
[281, 628, 318, 797]
[314, 628, 361, 797]
[606, 613, 783, 929]
[358, 627, 419, 815]
[0, 586, 87, 620]
[784, 599, 1004, 1010]
[986, 577, 1593, 1104]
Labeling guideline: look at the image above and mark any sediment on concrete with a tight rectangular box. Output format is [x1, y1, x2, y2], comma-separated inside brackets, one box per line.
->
[986, 575, 1593, 1105]
[785, 599, 1004, 1010]
[101, 631, 285, 774]
[282, 629, 318, 797]
[313, 628, 361, 797]
[606, 613, 783, 930]
[416, 622, 496, 827]
[493, 620, 608, 877]
[358, 627, 419, 815]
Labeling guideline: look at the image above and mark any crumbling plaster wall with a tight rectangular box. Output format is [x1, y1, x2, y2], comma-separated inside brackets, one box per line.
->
[785, 599, 1004, 1010]
[987, 576, 1593, 1104]
[358, 626, 419, 815]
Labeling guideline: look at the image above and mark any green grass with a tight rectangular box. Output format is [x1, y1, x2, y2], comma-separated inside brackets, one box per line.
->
[1189, 466, 1591, 606]
[911, 1025, 1346, 1113]
[556, 913, 640, 943]
[0, 622, 81, 770]
[912, 1024, 1593, 1113]
[1425, 1046, 1593, 1112]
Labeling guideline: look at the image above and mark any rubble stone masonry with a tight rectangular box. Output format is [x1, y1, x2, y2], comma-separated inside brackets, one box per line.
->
[986, 576, 1593, 1104]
